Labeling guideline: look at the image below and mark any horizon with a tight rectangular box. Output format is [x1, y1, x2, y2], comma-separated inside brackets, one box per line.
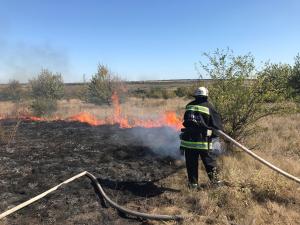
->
[1, 0, 300, 83]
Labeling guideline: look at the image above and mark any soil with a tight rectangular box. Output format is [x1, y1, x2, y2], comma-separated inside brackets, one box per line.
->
[0, 119, 183, 225]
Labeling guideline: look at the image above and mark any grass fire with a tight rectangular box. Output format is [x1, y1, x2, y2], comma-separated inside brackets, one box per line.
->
[1, 2, 300, 224]
[0, 84, 299, 224]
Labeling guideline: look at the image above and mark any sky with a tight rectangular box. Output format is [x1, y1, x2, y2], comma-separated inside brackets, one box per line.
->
[0, 0, 299, 83]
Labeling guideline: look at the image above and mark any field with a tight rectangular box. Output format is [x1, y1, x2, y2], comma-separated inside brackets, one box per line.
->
[0, 95, 299, 225]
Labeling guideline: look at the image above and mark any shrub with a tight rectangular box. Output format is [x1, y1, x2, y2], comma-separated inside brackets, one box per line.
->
[0, 80, 24, 102]
[87, 64, 127, 105]
[258, 63, 293, 102]
[30, 69, 64, 100]
[289, 53, 300, 100]
[149, 87, 166, 98]
[30, 98, 58, 117]
[174, 86, 193, 98]
[143, 87, 176, 99]
[198, 49, 287, 142]
[131, 88, 147, 98]
[29, 69, 64, 116]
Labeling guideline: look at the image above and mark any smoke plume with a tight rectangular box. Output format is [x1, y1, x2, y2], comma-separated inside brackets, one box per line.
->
[0, 22, 70, 83]
[129, 126, 183, 159]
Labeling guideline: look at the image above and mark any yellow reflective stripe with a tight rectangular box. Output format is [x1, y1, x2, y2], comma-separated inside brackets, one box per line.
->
[180, 140, 212, 150]
[186, 105, 210, 115]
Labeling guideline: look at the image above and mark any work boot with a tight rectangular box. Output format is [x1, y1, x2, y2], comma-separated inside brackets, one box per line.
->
[188, 183, 199, 189]
[210, 179, 225, 188]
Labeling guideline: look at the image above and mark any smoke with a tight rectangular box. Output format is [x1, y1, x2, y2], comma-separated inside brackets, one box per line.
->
[0, 21, 70, 83]
[128, 126, 226, 159]
[0, 41, 70, 83]
[129, 126, 183, 159]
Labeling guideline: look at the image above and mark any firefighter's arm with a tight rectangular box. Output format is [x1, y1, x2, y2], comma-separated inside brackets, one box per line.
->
[210, 108, 223, 130]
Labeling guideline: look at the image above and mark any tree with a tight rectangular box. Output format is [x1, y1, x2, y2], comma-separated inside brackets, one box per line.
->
[258, 63, 293, 102]
[289, 53, 300, 99]
[87, 64, 127, 105]
[198, 49, 286, 142]
[30, 69, 64, 100]
[29, 69, 64, 116]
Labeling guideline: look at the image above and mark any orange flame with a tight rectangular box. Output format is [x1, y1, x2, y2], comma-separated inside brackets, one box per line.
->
[7, 93, 183, 130]
[68, 112, 104, 126]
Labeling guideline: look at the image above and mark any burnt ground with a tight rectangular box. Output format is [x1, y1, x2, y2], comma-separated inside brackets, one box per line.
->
[0, 119, 183, 225]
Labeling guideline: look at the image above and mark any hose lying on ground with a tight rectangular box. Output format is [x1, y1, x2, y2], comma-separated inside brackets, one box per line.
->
[215, 129, 300, 184]
[197, 114, 300, 184]
[1, 130, 299, 221]
[0, 171, 183, 221]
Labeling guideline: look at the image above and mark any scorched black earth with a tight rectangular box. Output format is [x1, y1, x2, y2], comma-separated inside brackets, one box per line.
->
[0, 120, 183, 225]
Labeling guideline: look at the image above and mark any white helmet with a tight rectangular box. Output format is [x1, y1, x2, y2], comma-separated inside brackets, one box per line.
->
[193, 87, 208, 97]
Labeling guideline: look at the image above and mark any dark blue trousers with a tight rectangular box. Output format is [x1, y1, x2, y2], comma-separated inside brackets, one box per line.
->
[184, 149, 217, 184]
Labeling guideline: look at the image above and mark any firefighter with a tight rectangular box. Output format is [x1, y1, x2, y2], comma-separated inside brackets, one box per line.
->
[180, 87, 223, 189]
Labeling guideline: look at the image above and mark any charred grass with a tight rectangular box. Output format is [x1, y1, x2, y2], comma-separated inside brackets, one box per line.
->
[0, 99, 299, 225]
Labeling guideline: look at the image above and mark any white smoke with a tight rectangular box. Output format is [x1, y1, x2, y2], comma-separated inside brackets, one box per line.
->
[0, 21, 70, 83]
[129, 126, 182, 159]
[0, 42, 70, 83]
[129, 127, 225, 159]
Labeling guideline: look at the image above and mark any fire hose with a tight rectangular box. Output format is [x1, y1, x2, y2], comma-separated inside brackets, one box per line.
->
[215, 129, 300, 184]
[1, 130, 299, 221]
[0, 171, 183, 221]
[198, 114, 300, 184]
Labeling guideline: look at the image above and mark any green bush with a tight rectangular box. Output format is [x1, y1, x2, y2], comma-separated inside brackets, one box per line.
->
[174, 86, 193, 97]
[198, 49, 287, 141]
[145, 87, 176, 99]
[0, 80, 24, 102]
[87, 64, 127, 105]
[289, 53, 300, 100]
[131, 88, 147, 98]
[29, 69, 64, 117]
[258, 63, 293, 102]
[30, 69, 64, 100]
[30, 98, 57, 117]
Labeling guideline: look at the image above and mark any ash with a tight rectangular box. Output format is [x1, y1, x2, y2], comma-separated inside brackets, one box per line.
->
[0, 120, 182, 225]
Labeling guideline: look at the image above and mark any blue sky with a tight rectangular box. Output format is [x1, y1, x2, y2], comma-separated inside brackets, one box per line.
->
[0, 0, 299, 83]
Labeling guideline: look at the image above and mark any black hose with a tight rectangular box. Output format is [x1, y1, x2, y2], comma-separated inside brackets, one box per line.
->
[0, 171, 184, 221]
[85, 172, 184, 221]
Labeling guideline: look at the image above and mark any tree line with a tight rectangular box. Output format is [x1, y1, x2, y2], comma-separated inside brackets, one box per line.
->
[0, 49, 299, 142]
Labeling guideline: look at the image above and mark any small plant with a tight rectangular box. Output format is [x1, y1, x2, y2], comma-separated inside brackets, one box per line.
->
[0, 80, 24, 102]
[174, 86, 192, 98]
[87, 64, 127, 105]
[31, 98, 58, 117]
[29, 69, 64, 117]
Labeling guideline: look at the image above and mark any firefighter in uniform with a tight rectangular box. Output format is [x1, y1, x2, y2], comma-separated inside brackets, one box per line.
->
[180, 87, 223, 188]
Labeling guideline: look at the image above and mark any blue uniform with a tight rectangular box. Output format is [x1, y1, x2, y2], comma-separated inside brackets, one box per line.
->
[180, 96, 223, 185]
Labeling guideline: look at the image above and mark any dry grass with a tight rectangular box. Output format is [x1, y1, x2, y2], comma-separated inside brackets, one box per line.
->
[0, 98, 187, 120]
[0, 99, 299, 224]
[153, 112, 300, 225]
[56, 97, 186, 119]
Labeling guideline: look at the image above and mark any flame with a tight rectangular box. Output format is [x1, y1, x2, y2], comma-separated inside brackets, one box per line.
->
[3, 94, 183, 130]
[68, 112, 104, 126]
[163, 111, 182, 130]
